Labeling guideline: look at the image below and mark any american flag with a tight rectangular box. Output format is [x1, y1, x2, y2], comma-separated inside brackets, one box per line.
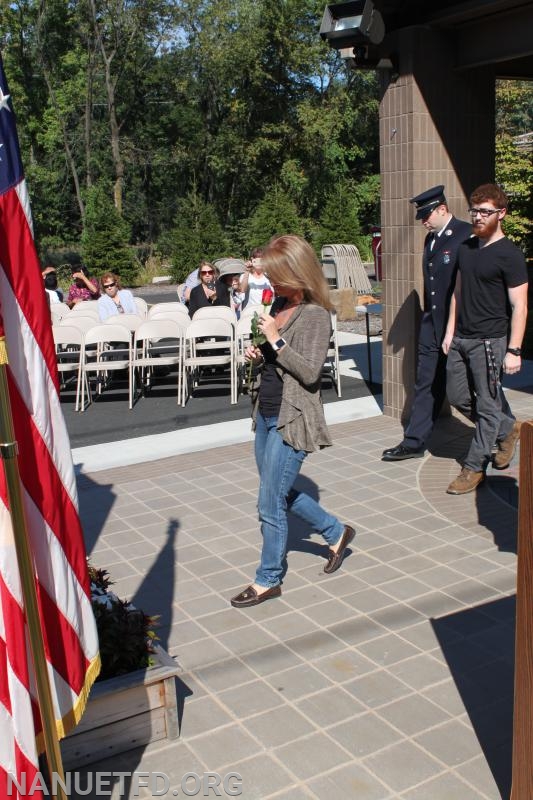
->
[0, 56, 100, 795]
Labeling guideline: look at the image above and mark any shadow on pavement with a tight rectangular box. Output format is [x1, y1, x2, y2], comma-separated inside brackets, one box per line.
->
[432, 596, 515, 800]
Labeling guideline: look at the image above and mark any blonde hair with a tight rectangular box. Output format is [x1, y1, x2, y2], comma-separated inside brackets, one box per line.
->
[263, 235, 333, 311]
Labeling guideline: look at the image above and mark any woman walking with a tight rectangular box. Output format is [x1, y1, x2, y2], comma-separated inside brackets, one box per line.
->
[231, 235, 355, 608]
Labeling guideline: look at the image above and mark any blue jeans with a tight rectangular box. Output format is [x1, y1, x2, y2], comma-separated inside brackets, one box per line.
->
[254, 413, 344, 588]
[446, 336, 515, 471]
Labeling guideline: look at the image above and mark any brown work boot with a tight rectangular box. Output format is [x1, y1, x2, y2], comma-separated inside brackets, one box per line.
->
[493, 421, 522, 470]
[446, 467, 485, 495]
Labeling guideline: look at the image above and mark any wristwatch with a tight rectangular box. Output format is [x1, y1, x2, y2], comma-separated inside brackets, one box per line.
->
[506, 347, 522, 356]
[271, 338, 286, 352]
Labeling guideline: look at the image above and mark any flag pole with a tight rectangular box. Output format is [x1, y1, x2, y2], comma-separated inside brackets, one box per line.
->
[0, 337, 68, 800]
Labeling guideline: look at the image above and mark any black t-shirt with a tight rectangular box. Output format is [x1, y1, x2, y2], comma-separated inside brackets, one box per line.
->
[258, 297, 287, 417]
[456, 236, 528, 338]
[258, 355, 283, 417]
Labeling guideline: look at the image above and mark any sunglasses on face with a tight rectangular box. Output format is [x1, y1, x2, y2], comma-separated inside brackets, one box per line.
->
[103, 282, 116, 289]
[200, 270, 214, 276]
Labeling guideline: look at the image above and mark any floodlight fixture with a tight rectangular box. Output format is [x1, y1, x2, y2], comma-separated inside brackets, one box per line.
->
[320, 1, 385, 50]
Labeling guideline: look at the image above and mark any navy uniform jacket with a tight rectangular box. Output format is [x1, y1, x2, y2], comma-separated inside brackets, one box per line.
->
[421, 216, 471, 345]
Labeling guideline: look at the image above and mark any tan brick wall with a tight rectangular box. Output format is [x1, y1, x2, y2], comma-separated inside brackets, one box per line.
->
[380, 26, 495, 419]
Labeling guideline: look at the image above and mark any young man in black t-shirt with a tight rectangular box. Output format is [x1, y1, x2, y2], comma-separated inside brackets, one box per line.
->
[442, 184, 528, 495]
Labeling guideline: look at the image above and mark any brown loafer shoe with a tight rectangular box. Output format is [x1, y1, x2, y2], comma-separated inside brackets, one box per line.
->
[446, 467, 484, 495]
[230, 584, 281, 608]
[324, 525, 355, 574]
[493, 420, 522, 469]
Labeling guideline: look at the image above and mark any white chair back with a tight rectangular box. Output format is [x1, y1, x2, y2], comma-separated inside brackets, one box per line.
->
[192, 305, 237, 325]
[59, 316, 96, 334]
[133, 296, 148, 317]
[239, 304, 263, 322]
[69, 300, 100, 318]
[50, 309, 64, 326]
[148, 302, 190, 320]
[103, 313, 144, 332]
[50, 302, 71, 320]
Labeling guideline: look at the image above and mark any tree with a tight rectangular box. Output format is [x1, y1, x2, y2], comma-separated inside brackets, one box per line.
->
[495, 80, 533, 256]
[242, 185, 304, 252]
[314, 180, 364, 256]
[86, 0, 179, 214]
[1, 0, 381, 267]
[166, 191, 227, 283]
[81, 184, 136, 282]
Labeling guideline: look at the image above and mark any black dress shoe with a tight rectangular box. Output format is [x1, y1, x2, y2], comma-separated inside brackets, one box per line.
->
[324, 525, 355, 574]
[382, 444, 425, 461]
[230, 584, 281, 608]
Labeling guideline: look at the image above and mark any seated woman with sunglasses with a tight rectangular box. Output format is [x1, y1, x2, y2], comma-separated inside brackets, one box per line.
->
[97, 272, 139, 320]
[188, 261, 229, 319]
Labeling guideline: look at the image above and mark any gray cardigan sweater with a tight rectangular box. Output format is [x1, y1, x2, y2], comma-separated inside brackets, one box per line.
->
[252, 303, 332, 452]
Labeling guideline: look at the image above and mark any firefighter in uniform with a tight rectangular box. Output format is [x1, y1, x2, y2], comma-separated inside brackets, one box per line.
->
[382, 186, 471, 461]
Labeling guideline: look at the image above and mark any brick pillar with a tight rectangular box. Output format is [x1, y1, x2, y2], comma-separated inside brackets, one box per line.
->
[380, 26, 495, 421]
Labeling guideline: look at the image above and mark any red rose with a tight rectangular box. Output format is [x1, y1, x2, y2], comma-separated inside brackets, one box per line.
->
[262, 288, 274, 306]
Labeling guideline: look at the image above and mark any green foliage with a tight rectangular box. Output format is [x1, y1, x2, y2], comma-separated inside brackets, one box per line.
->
[496, 136, 533, 253]
[242, 185, 305, 251]
[89, 566, 158, 682]
[2, 0, 380, 275]
[165, 191, 228, 282]
[314, 179, 376, 260]
[495, 81, 533, 257]
[81, 185, 138, 284]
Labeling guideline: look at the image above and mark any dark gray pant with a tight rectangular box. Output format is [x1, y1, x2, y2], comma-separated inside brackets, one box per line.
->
[446, 336, 515, 471]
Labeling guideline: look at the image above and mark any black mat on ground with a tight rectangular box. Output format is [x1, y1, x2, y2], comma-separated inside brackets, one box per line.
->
[62, 371, 375, 448]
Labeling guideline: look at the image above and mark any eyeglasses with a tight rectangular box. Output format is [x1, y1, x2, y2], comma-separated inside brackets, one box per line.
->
[200, 270, 214, 276]
[103, 282, 116, 289]
[468, 208, 502, 218]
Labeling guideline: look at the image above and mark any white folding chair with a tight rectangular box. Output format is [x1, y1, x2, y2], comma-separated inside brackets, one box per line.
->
[148, 302, 190, 321]
[50, 301, 71, 320]
[77, 324, 133, 411]
[239, 304, 263, 323]
[59, 315, 97, 335]
[50, 308, 64, 326]
[69, 300, 100, 318]
[52, 325, 87, 408]
[192, 305, 237, 325]
[323, 311, 342, 397]
[133, 296, 148, 317]
[132, 318, 187, 406]
[103, 313, 144, 332]
[183, 317, 236, 405]
[235, 314, 254, 393]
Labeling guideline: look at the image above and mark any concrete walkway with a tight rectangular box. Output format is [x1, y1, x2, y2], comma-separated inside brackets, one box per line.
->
[69, 381, 533, 800]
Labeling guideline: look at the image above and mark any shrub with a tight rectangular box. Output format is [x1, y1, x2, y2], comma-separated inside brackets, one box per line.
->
[81, 184, 138, 285]
[165, 191, 227, 283]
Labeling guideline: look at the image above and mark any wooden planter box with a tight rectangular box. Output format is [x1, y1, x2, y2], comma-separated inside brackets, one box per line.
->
[61, 645, 180, 769]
